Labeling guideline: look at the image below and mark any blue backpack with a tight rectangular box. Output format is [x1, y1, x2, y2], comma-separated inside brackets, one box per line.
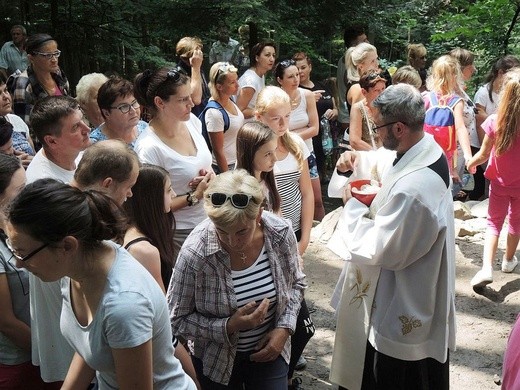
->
[423, 92, 461, 155]
[198, 100, 230, 153]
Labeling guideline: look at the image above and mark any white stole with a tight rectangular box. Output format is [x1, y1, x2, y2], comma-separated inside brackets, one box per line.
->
[330, 135, 442, 390]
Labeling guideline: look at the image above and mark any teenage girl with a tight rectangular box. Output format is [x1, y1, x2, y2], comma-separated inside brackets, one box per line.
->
[468, 68, 520, 288]
[254, 85, 315, 390]
[236, 121, 281, 214]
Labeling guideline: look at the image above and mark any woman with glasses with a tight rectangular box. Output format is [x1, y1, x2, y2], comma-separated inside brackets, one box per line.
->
[8, 33, 69, 130]
[204, 62, 244, 173]
[168, 169, 305, 389]
[407, 43, 428, 92]
[274, 59, 324, 221]
[349, 71, 386, 151]
[237, 41, 276, 122]
[5, 179, 196, 390]
[0, 154, 45, 389]
[90, 76, 148, 148]
[134, 68, 213, 253]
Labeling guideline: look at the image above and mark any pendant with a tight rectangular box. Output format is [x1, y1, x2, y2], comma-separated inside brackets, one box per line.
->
[239, 251, 247, 264]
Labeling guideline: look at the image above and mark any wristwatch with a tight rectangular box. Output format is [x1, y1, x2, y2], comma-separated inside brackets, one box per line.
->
[186, 191, 199, 207]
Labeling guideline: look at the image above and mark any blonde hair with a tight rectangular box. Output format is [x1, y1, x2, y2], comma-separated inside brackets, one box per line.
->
[426, 55, 463, 96]
[255, 86, 304, 168]
[345, 42, 377, 83]
[204, 169, 264, 227]
[407, 44, 427, 69]
[176, 36, 203, 58]
[208, 62, 238, 100]
[496, 68, 520, 156]
[392, 65, 421, 89]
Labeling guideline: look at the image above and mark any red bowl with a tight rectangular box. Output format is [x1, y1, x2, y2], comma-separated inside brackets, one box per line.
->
[350, 179, 381, 206]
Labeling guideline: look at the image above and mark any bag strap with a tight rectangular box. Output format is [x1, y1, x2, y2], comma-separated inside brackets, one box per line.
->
[199, 100, 230, 131]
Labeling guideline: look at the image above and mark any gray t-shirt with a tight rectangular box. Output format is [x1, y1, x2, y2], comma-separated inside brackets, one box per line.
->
[60, 243, 196, 390]
[0, 239, 31, 365]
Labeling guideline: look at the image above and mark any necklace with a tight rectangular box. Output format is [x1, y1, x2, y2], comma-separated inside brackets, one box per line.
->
[238, 251, 247, 264]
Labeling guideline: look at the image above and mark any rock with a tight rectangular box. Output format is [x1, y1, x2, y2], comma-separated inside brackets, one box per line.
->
[458, 218, 488, 237]
[454, 201, 474, 221]
[470, 199, 489, 219]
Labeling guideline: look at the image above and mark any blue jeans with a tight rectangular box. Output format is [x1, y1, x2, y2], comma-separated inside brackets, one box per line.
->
[192, 353, 288, 389]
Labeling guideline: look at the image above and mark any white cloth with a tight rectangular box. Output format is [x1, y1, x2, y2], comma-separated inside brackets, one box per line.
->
[26, 149, 82, 184]
[6, 113, 30, 138]
[289, 88, 313, 152]
[205, 100, 244, 165]
[328, 134, 456, 390]
[60, 243, 196, 390]
[25, 148, 79, 382]
[474, 83, 499, 116]
[273, 134, 310, 232]
[237, 69, 264, 122]
[135, 114, 212, 230]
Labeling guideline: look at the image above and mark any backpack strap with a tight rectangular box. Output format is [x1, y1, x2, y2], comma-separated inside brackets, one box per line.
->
[445, 95, 462, 109]
[428, 91, 439, 107]
[199, 100, 230, 131]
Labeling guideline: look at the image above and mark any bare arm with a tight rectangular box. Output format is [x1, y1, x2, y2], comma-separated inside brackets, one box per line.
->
[454, 101, 472, 161]
[236, 87, 256, 119]
[170, 172, 212, 212]
[347, 84, 364, 108]
[349, 103, 373, 151]
[0, 274, 31, 351]
[189, 49, 204, 105]
[112, 341, 154, 390]
[290, 90, 319, 141]
[208, 131, 228, 172]
[61, 352, 96, 390]
[298, 161, 314, 255]
[126, 242, 165, 293]
[175, 342, 201, 389]
[467, 134, 493, 171]
[475, 103, 488, 145]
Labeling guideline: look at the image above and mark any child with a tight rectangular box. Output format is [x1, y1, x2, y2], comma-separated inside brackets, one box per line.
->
[468, 68, 520, 287]
[254, 85, 315, 390]
[236, 121, 281, 214]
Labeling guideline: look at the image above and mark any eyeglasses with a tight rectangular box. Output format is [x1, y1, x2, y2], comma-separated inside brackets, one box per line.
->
[110, 99, 140, 114]
[371, 121, 401, 133]
[167, 68, 183, 83]
[278, 59, 296, 69]
[208, 193, 254, 209]
[33, 50, 61, 60]
[5, 238, 50, 262]
[214, 62, 238, 83]
[366, 72, 382, 81]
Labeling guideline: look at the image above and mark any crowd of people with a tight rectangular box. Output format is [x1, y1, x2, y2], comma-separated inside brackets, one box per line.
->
[1, 21, 520, 390]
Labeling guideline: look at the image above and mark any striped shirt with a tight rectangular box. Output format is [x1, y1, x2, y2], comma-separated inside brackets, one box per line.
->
[231, 247, 277, 352]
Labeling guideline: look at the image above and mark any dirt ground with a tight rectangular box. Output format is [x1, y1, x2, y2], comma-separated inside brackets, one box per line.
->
[296, 202, 519, 389]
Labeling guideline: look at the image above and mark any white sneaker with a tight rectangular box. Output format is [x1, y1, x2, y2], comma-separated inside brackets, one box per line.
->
[471, 268, 493, 288]
[502, 255, 519, 273]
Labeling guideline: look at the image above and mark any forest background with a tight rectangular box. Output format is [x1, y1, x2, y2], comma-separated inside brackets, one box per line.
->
[1, 0, 520, 96]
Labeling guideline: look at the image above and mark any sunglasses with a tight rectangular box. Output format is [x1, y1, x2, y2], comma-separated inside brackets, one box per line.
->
[34, 50, 61, 60]
[167, 68, 183, 82]
[214, 62, 238, 83]
[278, 59, 296, 69]
[208, 193, 253, 209]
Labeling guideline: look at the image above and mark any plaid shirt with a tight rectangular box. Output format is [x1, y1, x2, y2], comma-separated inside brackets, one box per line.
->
[8, 65, 69, 126]
[168, 212, 306, 385]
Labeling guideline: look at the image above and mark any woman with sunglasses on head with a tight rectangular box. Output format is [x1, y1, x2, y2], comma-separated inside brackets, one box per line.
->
[204, 62, 244, 173]
[348, 71, 386, 151]
[134, 68, 213, 253]
[0, 154, 45, 389]
[8, 33, 69, 130]
[5, 179, 196, 390]
[237, 41, 276, 122]
[168, 169, 305, 390]
[275, 59, 324, 221]
[90, 76, 148, 149]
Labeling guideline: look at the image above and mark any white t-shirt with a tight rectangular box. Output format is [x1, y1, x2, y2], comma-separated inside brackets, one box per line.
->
[6, 113, 30, 138]
[289, 88, 313, 152]
[25, 149, 78, 382]
[26, 149, 79, 184]
[135, 114, 213, 230]
[60, 244, 196, 390]
[238, 69, 265, 122]
[273, 134, 310, 232]
[474, 83, 499, 115]
[205, 100, 244, 166]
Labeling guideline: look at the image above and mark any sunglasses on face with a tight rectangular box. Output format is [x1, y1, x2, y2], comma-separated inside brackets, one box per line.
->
[208, 193, 254, 209]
